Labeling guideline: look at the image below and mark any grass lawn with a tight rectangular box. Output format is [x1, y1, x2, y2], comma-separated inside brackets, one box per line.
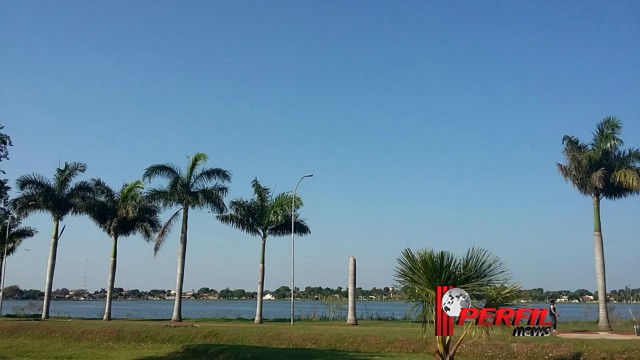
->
[0, 317, 638, 359]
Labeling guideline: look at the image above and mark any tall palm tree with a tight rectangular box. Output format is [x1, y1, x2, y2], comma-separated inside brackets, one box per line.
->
[217, 178, 310, 324]
[143, 153, 231, 322]
[395, 247, 514, 360]
[1, 214, 37, 288]
[557, 116, 640, 331]
[84, 179, 161, 321]
[13, 162, 92, 319]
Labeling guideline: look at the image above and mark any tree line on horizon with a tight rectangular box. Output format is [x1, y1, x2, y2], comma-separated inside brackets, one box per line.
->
[0, 130, 311, 323]
[5, 283, 640, 303]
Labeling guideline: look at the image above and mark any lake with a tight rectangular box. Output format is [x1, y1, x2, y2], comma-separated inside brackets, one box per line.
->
[3, 299, 414, 320]
[3, 300, 640, 323]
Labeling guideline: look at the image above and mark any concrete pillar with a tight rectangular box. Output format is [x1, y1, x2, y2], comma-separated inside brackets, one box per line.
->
[347, 256, 358, 325]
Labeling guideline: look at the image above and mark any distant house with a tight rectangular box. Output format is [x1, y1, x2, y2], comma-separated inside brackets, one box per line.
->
[263, 293, 275, 300]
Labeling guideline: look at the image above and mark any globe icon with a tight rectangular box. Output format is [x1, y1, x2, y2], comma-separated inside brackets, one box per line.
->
[441, 288, 471, 317]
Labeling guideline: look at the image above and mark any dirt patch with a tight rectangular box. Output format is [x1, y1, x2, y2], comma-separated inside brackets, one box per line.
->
[558, 332, 640, 340]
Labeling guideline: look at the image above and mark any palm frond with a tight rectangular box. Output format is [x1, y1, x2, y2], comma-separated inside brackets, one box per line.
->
[481, 283, 522, 308]
[154, 208, 182, 255]
[90, 178, 116, 201]
[218, 180, 310, 243]
[145, 187, 175, 208]
[185, 152, 208, 183]
[0, 222, 38, 258]
[251, 178, 271, 208]
[68, 180, 94, 216]
[14, 164, 90, 221]
[611, 168, 640, 192]
[592, 116, 623, 151]
[117, 180, 145, 217]
[192, 167, 232, 189]
[10, 194, 45, 217]
[143, 163, 182, 183]
[559, 117, 640, 201]
[84, 177, 161, 242]
[458, 247, 510, 295]
[217, 211, 260, 236]
[120, 180, 144, 200]
[135, 208, 162, 242]
[270, 215, 310, 237]
[54, 162, 87, 193]
[15, 173, 53, 193]
[5, 226, 37, 242]
[192, 186, 229, 214]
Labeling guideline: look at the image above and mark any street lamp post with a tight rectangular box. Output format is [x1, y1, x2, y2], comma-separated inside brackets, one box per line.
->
[0, 203, 33, 315]
[291, 173, 312, 326]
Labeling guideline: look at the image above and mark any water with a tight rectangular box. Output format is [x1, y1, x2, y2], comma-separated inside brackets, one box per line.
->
[3, 300, 640, 322]
[2, 299, 416, 320]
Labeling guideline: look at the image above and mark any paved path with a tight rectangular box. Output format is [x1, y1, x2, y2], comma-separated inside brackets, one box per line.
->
[557, 332, 640, 340]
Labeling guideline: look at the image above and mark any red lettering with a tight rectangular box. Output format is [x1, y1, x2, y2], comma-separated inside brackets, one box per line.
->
[536, 308, 553, 326]
[456, 307, 553, 327]
[456, 308, 478, 325]
[527, 309, 539, 326]
[477, 308, 496, 326]
[513, 308, 531, 326]
[494, 308, 514, 325]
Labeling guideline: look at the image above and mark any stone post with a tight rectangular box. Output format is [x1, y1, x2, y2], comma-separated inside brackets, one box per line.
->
[347, 256, 358, 325]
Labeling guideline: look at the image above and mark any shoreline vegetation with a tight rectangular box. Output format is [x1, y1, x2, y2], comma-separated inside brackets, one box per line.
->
[1, 318, 639, 360]
[3, 285, 640, 303]
[5, 298, 640, 324]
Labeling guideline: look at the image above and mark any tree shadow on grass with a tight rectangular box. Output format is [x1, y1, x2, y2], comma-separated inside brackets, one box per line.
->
[137, 343, 386, 360]
[553, 352, 584, 360]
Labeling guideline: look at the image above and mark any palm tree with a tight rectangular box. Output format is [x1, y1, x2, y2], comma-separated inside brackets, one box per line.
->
[395, 247, 515, 360]
[143, 153, 231, 322]
[13, 162, 92, 319]
[1, 214, 37, 290]
[557, 116, 640, 331]
[217, 178, 310, 324]
[84, 179, 161, 320]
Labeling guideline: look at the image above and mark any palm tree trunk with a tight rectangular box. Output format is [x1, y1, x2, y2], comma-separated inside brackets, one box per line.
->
[42, 219, 59, 320]
[172, 207, 188, 322]
[593, 196, 612, 331]
[255, 236, 266, 324]
[103, 235, 118, 321]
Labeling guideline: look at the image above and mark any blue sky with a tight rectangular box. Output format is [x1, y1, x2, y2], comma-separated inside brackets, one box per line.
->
[1, 1, 639, 295]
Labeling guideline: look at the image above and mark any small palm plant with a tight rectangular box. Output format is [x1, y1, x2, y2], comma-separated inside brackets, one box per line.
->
[217, 178, 310, 324]
[83, 179, 161, 320]
[395, 247, 515, 360]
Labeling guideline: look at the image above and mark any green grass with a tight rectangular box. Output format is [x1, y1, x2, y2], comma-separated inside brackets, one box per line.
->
[0, 318, 638, 359]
